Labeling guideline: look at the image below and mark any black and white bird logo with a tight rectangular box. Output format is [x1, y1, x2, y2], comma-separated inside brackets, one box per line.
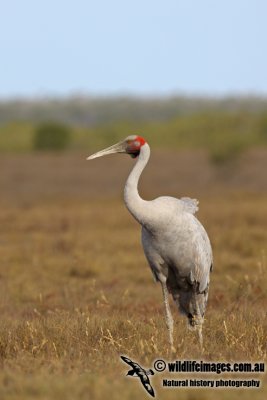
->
[121, 356, 155, 397]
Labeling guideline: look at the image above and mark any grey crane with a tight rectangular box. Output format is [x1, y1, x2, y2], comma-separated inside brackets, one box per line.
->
[87, 135, 213, 349]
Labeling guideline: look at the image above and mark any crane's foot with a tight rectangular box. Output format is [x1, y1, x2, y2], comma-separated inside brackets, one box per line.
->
[170, 343, 176, 354]
[168, 327, 175, 353]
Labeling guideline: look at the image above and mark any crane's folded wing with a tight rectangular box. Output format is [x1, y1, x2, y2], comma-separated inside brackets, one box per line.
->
[188, 227, 213, 293]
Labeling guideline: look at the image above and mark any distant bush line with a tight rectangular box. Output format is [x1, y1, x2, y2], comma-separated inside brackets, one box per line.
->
[0, 102, 267, 164]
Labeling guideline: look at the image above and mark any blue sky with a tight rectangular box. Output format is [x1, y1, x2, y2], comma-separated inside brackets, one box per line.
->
[1, 0, 267, 97]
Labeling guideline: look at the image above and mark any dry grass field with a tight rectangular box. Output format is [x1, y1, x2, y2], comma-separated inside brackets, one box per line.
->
[0, 148, 266, 399]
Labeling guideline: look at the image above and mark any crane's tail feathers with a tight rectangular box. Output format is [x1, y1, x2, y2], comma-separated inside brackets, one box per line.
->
[180, 197, 199, 214]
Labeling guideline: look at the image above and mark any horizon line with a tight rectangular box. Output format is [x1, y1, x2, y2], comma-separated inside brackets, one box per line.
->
[1, 90, 267, 102]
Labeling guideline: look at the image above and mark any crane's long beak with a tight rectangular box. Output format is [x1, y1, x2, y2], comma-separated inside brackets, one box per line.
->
[87, 141, 126, 160]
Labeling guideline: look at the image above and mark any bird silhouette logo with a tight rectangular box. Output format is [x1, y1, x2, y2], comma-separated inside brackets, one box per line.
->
[121, 355, 155, 397]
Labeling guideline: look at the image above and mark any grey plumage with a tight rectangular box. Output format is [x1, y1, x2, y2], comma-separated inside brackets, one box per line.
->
[87, 135, 213, 349]
[140, 196, 212, 346]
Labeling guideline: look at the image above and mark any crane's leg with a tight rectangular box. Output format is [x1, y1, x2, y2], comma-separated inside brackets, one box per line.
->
[161, 282, 175, 351]
[194, 301, 204, 352]
[188, 315, 203, 352]
[186, 291, 204, 352]
[197, 324, 203, 351]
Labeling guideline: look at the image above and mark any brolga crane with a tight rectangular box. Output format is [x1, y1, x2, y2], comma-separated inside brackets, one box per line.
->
[87, 135, 213, 349]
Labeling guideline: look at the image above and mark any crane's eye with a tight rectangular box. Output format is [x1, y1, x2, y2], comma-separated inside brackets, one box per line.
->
[125, 139, 141, 158]
[126, 139, 140, 149]
[127, 139, 139, 146]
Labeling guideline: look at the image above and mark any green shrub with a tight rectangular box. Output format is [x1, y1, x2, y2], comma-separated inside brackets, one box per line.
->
[33, 122, 71, 151]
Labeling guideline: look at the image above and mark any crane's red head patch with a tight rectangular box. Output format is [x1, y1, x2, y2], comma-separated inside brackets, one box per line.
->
[125, 135, 146, 158]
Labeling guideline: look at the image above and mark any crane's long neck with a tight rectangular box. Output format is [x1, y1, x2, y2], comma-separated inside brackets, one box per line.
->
[124, 143, 150, 225]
